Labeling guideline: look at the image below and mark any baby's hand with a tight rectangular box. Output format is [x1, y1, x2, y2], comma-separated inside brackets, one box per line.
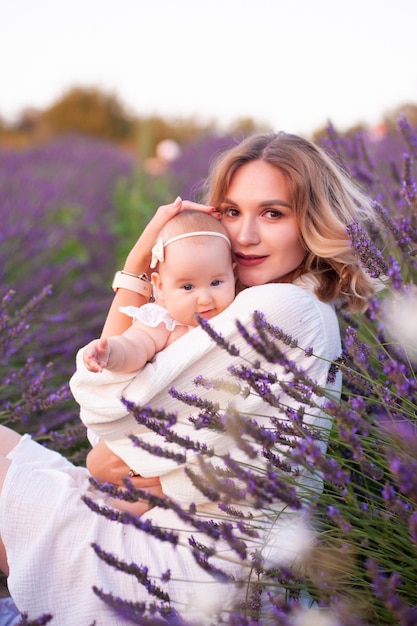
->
[83, 338, 110, 372]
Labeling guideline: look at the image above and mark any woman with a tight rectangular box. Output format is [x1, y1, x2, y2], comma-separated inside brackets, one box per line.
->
[0, 132, 378, 624]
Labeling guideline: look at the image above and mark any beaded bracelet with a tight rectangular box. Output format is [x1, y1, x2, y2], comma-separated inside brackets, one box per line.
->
[111, 270, 153, 299]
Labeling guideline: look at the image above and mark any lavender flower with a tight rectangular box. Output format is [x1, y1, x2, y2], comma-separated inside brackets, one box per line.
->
[346, 221, 388, 278]
[92, 543, 170, 601]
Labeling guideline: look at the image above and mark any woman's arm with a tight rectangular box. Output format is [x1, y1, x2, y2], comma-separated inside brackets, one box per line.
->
[101, 198, 215, 338]
[71, 283, 341, 478]
[86, 439, 161, 487]
[86, 439, 164, 515]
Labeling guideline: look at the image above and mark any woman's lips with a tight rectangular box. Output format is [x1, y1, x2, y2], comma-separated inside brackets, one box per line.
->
[234, 253, 267, 267]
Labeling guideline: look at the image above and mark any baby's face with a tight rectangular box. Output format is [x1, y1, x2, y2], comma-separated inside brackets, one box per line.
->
[153, 236, 235, 326]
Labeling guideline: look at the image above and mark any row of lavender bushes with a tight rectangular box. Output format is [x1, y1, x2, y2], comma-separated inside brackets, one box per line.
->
[301, 119, 417, 625]
[1, 122, 417, 624]
[0, 134, 139, 453]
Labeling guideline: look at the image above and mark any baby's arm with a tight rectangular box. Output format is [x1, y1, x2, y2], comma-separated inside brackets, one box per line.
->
[83, 320, 174, 373]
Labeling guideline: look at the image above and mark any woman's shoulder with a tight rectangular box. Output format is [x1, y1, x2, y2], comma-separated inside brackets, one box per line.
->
[218, 277, 338, 340]
[236, 281, 307, 298]
[233, 280, 319, 313]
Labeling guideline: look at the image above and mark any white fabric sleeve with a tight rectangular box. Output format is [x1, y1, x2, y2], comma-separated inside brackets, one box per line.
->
[86, 427, 100, 448]
[70, 282, 341, 503]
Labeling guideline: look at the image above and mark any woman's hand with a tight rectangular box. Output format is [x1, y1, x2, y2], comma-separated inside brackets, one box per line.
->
[124, 197, 217, 277]
[87, 439, 162, 490]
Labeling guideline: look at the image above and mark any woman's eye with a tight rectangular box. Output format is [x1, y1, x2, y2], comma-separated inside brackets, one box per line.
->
[264, 209, 283, 219]
[222, 207, 239, 218]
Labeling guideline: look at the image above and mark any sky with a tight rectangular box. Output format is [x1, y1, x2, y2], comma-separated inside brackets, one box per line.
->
[1, 0, 417, 137]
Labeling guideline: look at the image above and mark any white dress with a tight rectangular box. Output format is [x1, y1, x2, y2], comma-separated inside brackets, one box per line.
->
[0, 279, 342, 624]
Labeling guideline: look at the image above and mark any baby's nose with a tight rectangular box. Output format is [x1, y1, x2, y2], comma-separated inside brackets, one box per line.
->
[198, 289, 213, 304]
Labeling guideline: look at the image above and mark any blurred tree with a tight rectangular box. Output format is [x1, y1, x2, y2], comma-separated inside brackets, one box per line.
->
[0, 85, 271, 154]
[228, 116, 268, 135]
[134, 115, 214, 158]
[41, 87, 135, 141]
[384, 102, 417, 132]
[312, 124, 333, 143]
[344, 123, 369, 137]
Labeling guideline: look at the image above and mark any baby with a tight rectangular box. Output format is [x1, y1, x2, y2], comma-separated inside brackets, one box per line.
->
[83, 210, 235, 373]
[81, 210, 236, 515]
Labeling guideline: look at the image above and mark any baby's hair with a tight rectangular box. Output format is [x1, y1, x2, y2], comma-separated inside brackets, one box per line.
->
[157, 209, 229, 242]
[204, 132, 380, 313]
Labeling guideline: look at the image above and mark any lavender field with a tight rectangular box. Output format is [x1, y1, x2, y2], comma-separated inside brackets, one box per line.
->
[0, 134, 136, 445]
[1, 122, 417, 624]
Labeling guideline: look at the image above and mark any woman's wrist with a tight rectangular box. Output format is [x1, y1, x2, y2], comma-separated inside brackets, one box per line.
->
[112, 270, 153, 299]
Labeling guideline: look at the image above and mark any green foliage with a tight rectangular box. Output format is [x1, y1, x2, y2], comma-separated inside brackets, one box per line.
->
[112, 166, 174, 266]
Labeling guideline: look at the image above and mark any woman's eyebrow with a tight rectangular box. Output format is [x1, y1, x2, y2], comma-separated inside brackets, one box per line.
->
[221, 197, 292, 209]
[259, 199, 292, 209]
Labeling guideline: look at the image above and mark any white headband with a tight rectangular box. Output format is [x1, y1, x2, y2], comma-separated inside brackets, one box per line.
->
[150, 231, 231, 268]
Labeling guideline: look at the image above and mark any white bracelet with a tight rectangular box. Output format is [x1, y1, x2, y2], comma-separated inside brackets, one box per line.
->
[111, 271, 153, 299]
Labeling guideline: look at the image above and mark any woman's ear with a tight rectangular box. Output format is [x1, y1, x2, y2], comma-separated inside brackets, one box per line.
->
[151, 271, 165, 303]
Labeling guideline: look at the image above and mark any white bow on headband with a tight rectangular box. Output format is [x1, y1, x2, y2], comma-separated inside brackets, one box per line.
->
[150, 231, 231, 268]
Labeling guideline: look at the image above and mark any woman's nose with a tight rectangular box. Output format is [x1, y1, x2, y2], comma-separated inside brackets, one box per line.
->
[236, 218, 260, 245]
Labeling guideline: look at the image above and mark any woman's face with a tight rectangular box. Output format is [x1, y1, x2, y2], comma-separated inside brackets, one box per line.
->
[219, 160, 305, 286]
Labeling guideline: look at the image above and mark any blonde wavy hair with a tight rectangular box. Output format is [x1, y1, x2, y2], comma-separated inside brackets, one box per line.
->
[203, 132, 379, 313]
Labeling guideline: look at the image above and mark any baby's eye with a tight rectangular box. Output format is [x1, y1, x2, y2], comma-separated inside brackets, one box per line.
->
[211, 279, 222, 287]
[182, 284, 194, 291]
